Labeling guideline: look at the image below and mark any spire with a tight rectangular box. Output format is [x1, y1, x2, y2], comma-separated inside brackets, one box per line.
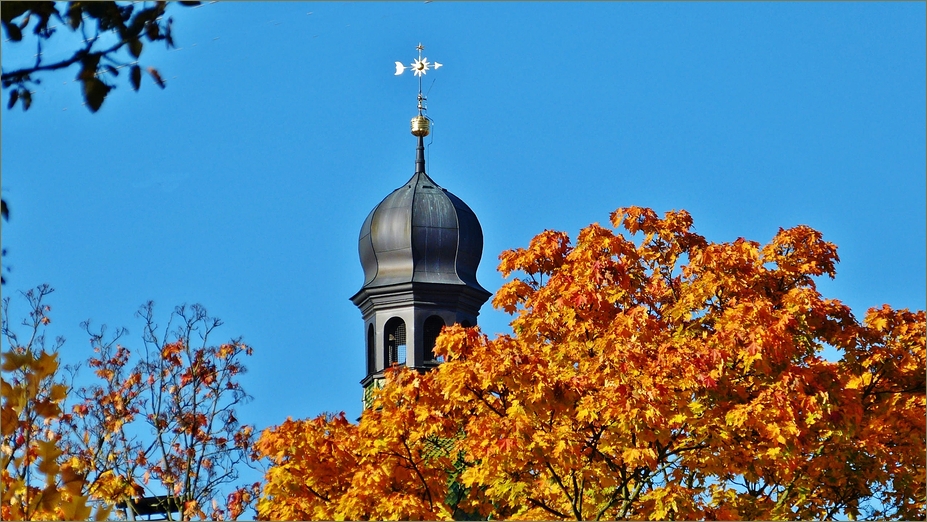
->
[395, 43, 442, 175]
[415, 135, 426, 174]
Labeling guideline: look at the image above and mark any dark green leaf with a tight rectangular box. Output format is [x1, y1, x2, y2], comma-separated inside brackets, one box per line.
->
[118, 3, 135, 23]
[1, 199, 8, 222]
[82, 78, 110, 112]
[78, 54, 102, 82]
[179, 1, 201, 6]
[7, 89, 19, 110]
[0, 2, 30, 24]
[145, 20, 159, 41]
[82, 2, 107, 21]
[128, 38, 143, 58]
[67, 3, 83, 29]
[126, 7, 159, 39]
[2, 20, 22, 41]
[165, 16, 174, 47]
[105, 65, 120, 77]
[130, 65, 141, 91]
[21, 90, 31, 111]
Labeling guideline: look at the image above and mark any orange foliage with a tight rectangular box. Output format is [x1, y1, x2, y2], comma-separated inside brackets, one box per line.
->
[255, 207, 925, 520]
[66, 302, 259, 519]
[2, 289, 259, 520]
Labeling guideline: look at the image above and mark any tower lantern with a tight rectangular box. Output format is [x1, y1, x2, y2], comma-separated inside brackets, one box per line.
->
[351, 44, 491, 408]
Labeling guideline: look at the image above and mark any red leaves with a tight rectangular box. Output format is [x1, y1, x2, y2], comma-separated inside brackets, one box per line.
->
[496, 437, 518, 454]
[160, 341, 184, 366]
[147, 67, 166, 89]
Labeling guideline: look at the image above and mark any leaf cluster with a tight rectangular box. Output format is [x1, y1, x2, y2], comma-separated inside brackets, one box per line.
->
[2, 1, 199, 112]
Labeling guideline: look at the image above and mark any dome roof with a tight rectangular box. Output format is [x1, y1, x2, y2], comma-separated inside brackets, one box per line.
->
[357, 169, 487, 293]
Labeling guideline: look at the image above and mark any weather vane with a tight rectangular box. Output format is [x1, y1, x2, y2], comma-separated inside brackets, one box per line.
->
[394, 43, 443, 78]
[395, 43, 442, 127]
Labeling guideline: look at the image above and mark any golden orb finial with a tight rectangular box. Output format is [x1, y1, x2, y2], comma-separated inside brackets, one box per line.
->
[411, 114, 430, 137]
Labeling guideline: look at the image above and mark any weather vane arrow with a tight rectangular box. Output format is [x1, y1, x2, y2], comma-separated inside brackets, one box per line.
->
[394, 43, 443, 77]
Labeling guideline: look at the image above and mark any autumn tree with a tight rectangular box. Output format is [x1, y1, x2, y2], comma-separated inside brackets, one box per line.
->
[65, 301, 261, 520]
[2, 285, 260, 520]
[255, 206, 926, 520]
[1, 285, 108, 520]
[2, 1, 199, 112]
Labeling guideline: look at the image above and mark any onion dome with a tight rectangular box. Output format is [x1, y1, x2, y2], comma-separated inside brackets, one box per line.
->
[356, 135, 488, 295]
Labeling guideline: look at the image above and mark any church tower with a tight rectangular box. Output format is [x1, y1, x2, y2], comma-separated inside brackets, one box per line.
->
[350, 45, 491, 407]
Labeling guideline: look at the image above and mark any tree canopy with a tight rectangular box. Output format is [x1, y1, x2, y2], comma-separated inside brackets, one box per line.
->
[255, 206, 926, 520]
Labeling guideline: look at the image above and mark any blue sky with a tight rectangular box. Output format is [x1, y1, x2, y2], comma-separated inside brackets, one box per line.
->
[2, 0, 925, 484]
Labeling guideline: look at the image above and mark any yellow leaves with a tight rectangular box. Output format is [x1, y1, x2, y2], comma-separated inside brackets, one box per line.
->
[497, 229, 571, 279]
[1, 349, 58, 381]
[35, 439, 62, 476]
[255, 413, 363, 520]
[725, 405, 751, 429]
[767, 424, 788, 446]
[688, 399, 705, 416]
[0, 405, 17, 437]
[32, 399, 61, 421]
[846, 372, 874, 390]
[612, 206, 659, 233]
[1, 351, 32, 373]
[620, 446, 643, 465]
[575, 405, 598, 422]
[60, 459, 86, 496]
[641, 484, 699, 521]
[762, 225, 840, 279]
[864, 305, 893, 333]
[492, 279, 535, 315]
[32, 351, 59, 381]
[48, 383, 67, 403]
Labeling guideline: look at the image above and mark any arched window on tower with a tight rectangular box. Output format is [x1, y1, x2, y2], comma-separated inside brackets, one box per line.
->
[423, 316, 445, 362]
[384, 317, 407, 366]
[366, 324, 376, 374]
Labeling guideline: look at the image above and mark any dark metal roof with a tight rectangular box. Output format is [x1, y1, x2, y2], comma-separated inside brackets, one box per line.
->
[357, 165, 488, 294]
